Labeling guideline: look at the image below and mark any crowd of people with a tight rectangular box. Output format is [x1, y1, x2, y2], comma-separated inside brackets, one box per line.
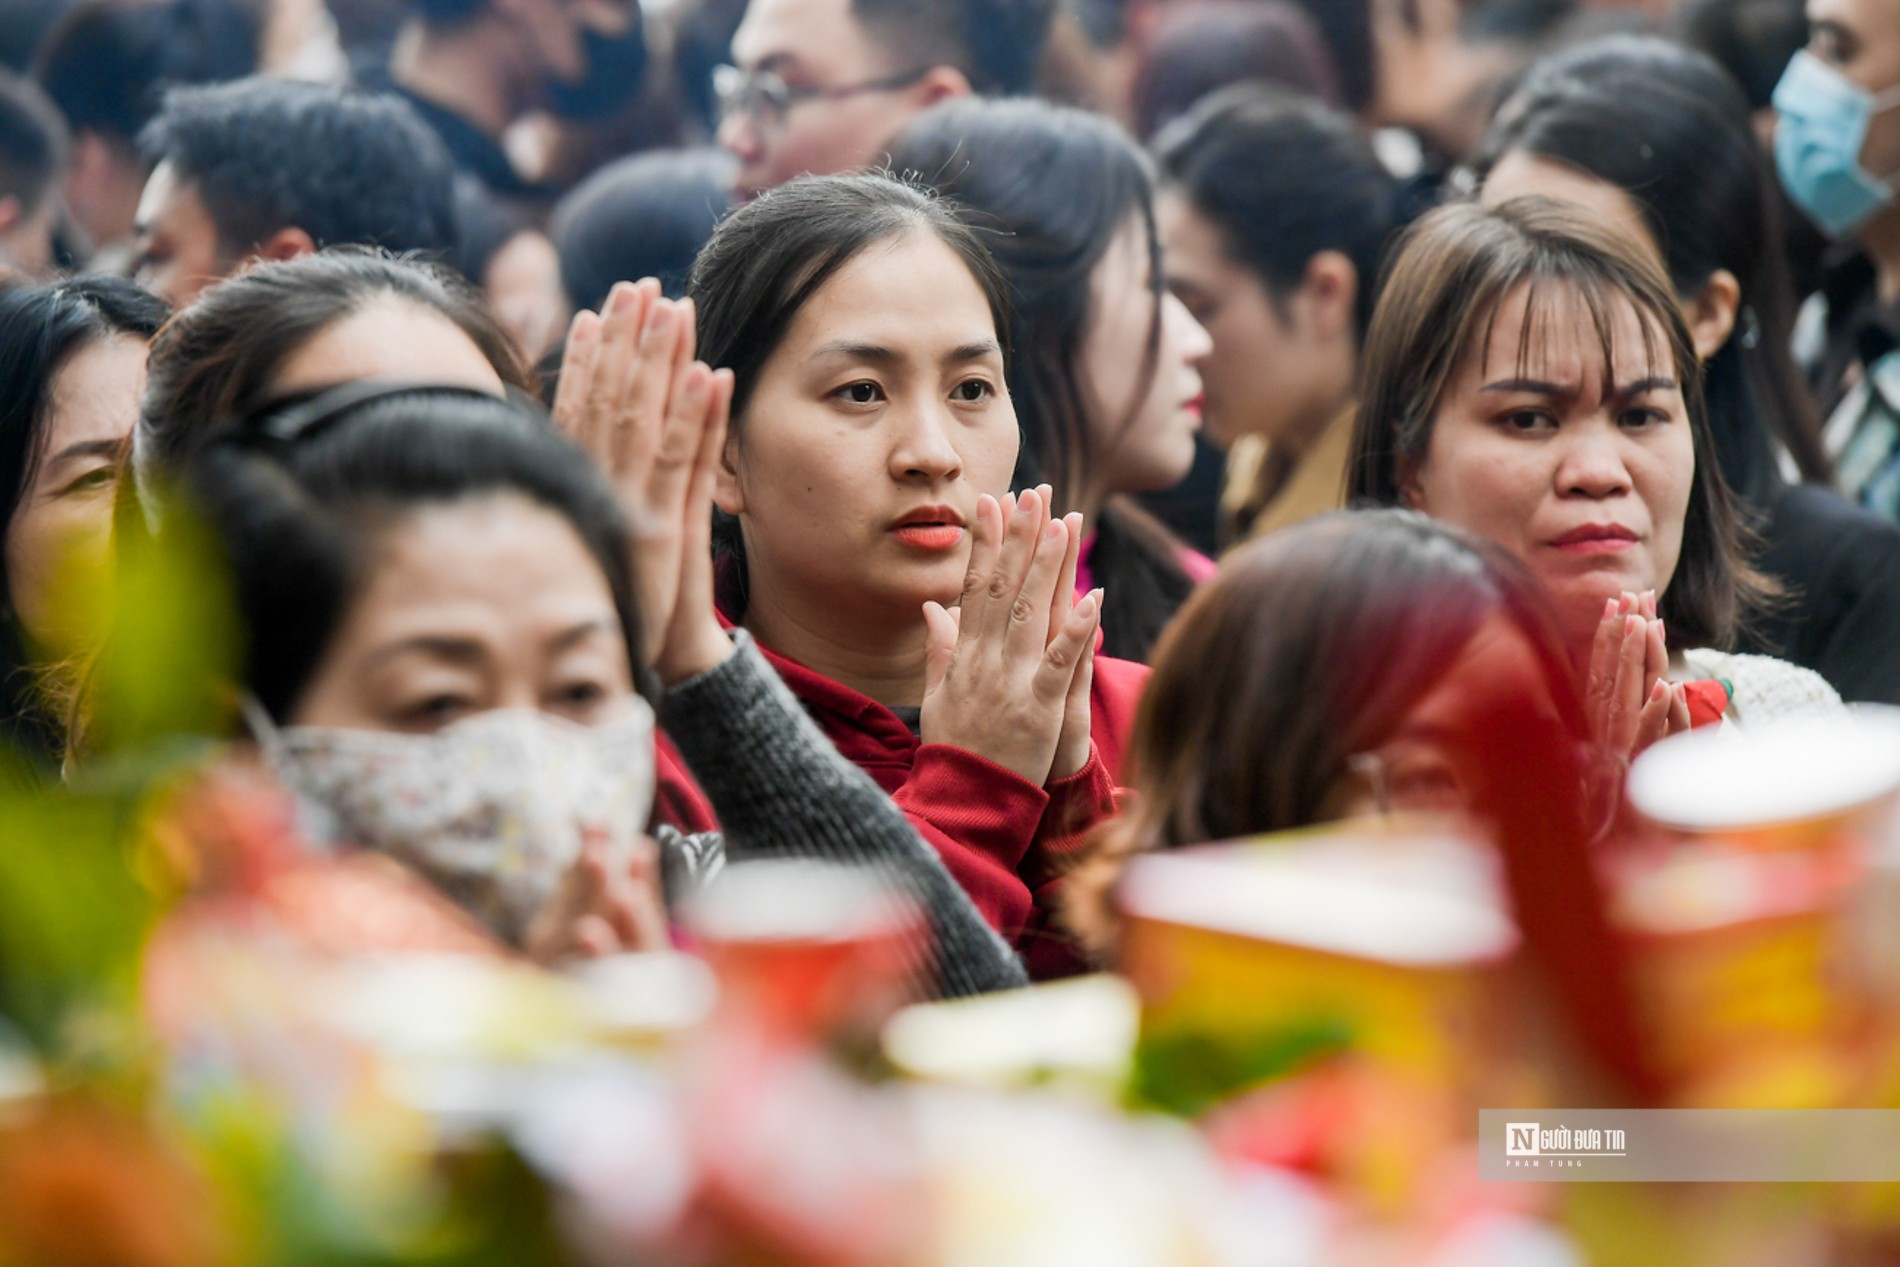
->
[4, 0, 1900, 1257]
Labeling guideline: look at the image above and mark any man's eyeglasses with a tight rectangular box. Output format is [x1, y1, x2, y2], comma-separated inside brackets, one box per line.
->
[713, 63, 931, 130]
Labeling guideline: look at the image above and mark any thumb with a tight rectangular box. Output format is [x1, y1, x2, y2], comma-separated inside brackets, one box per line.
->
[922, 600, 957, 695]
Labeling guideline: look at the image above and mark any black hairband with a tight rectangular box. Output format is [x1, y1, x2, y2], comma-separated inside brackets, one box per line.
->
[231, 380, 546, 448]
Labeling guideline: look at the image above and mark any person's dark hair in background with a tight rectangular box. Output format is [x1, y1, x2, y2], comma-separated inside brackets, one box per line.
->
[1130, 1, 1340, 140]
[850, 0, 1049, 98]
[893, 98, 1207, 663]
[0, 0, 76, 73]
[33, 0, 259, 261]
[551, 148, 732, 311]
[1285, 0, 1582, 164]
[1675, 0, 1807, 113]
[136, 250, 529, 486]
[671, 0, 749, 135]
[1672, 0, 1832, 303]
[0, 71, 68, 278]
[1474, 35, 1900, 705]
[0, 277, 167, 780]
[1282, 0, 1374, 115]
[1154, 85, 1401, 545]
[449, 180, 570, 366]
[133, 77, 458, 309]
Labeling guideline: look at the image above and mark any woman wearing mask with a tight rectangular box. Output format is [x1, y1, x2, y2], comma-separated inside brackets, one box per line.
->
[0, 278, 168, 780]
[1349, 197, 1841, 737]
[1153, 84, 1401, 546]
[1473, 35, 1900, 705]
[890, 99, 1216, 664]
[133, 251, 687, 829]
[686, 173, 1147, 978]
[170, 380, 1026, 995]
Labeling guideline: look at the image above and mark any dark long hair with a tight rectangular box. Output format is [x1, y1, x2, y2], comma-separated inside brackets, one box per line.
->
[891, 97, 1197, 662]
[1155, 83, 1400, 344]
[0, 277, 167, 774]
[1350, 197, 1769, 653]
[181, 385, 646, 725]
[1473, 34, 1831, 503]
[688, 172, 1012, 617]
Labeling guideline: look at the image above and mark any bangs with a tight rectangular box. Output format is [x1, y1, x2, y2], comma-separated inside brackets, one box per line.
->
[1457, 265, 1678, 400]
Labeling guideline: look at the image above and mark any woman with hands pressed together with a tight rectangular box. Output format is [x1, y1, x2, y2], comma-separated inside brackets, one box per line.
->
[547, 256, 1032, 996]
[675, 173, 1150, 978]
[1349, 198, 1840, 761]
[138, 250, 1023, 996]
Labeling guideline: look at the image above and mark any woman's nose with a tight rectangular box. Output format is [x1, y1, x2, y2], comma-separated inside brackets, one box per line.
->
[1168, 291, 1213, 364]
[1555, 422, 1634, 498]
[890, 404, 964, 481]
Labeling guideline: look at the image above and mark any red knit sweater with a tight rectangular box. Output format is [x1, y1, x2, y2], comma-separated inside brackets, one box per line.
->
[653, 613, 1148, 979]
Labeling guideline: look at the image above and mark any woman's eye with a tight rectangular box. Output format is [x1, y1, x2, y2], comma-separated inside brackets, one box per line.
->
[835, 381, 883, 405]
[1498, 409, 1553, 433]
[1621, 407, 1668, 429]
[950, 379, 994, 403]
[402, 694, 473, 727]
[59, 467, 117, 498]
[554, 680, 608, 710]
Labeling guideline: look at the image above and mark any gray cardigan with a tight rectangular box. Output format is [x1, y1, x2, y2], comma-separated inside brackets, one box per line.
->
[655, 630, 1029, 999]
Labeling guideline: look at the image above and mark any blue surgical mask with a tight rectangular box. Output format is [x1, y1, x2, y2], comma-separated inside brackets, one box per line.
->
[1774, 50, 1900, 238]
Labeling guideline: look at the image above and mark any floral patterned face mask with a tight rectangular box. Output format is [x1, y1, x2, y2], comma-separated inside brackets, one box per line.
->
[248, 702, 656, 945]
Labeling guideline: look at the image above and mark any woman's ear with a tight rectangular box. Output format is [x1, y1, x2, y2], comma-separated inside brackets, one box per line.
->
[712, 435, 745, 516]
[1298, 251, 1359, 343]
[1684, 269, 1741, 362]
[1397, 452, 1427, 511]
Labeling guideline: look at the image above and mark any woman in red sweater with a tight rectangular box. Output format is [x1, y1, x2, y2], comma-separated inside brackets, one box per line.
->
[661, 173, 1148, 977]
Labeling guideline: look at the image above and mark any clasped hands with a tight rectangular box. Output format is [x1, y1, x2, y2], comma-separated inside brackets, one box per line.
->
[1586, 588, 1692, 763]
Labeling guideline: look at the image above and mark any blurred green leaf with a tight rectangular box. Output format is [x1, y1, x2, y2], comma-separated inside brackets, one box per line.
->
[86, 497, 239, 756]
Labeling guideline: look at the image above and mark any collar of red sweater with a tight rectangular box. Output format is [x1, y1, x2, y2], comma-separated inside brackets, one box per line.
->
[711, 601, 1113, 761]
[713, 603, 917, 753]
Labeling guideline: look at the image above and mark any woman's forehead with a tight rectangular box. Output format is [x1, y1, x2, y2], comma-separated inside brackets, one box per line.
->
[1461, 277, 1674, 387]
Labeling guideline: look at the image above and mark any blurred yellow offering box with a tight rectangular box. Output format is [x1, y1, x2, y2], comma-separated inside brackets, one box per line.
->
[1611, 846, 1861, 1107]
[1627, 708, 1900, 858]
[1115, 828, 1518, 1209]
[1621, 715, 1900, 1106]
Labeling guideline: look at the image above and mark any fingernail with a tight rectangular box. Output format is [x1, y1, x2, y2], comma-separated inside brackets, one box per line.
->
[609, 285, 636, 314]
[648, 301, 673, 329]
[1625, 615, 1641, 635]
[1651, 681, 1666, 702]
[1603, 598, 1617, 620]
[1044, 519, 1063, 541]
